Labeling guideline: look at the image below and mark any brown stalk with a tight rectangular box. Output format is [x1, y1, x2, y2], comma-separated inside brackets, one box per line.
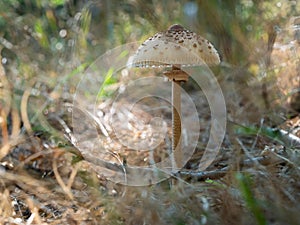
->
[0, 143, 11, 161]
[11, 107, 21, 138]
[0, 189, 13, 217]
[26, 198, 43, 225]
[20, 88, 33, 134]
[52, 152, 74, 200]
[0, 108, 9, 145]
[172, 79, 182, 168]
[164, 66, 189, 170]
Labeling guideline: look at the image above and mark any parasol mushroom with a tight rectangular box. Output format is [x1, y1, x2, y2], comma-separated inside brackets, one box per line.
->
[128, 24, 220, 169]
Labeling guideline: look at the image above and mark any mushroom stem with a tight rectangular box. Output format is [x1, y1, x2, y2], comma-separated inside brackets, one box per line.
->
[164, 66, 189, 170]
[172, 79, 182, 169]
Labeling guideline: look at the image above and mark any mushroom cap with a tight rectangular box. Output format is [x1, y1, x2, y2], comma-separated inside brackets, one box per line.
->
[128, 24, 220, 68]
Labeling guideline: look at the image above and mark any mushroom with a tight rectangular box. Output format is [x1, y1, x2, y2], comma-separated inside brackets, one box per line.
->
[128, 24, 220, 169]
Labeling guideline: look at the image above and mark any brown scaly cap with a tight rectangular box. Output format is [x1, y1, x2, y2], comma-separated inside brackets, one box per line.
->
[129, 24, 220, 68]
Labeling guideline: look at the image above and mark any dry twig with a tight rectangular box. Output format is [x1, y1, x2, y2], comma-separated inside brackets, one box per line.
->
[52, 149, 74, 200]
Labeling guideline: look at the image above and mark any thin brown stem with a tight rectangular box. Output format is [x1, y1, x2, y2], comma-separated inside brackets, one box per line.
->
[164, 67, 189, 171]
[172, 79, 182, 170]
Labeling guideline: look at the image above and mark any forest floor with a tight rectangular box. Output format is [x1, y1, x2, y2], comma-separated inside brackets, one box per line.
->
[0, 61, 299, 224]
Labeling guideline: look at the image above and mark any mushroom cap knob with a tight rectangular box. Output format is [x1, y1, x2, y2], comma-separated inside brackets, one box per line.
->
[129, 24, 220, 68]
[168, 24, 185, 31]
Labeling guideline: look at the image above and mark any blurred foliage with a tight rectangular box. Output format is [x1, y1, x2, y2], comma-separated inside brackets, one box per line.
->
[236, 173, 267, 225]
[0, 0, 298, 133]
[1, 0, 298, 64]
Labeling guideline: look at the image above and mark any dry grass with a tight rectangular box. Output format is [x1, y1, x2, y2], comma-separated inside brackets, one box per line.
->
[0, 54, 300, 225]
